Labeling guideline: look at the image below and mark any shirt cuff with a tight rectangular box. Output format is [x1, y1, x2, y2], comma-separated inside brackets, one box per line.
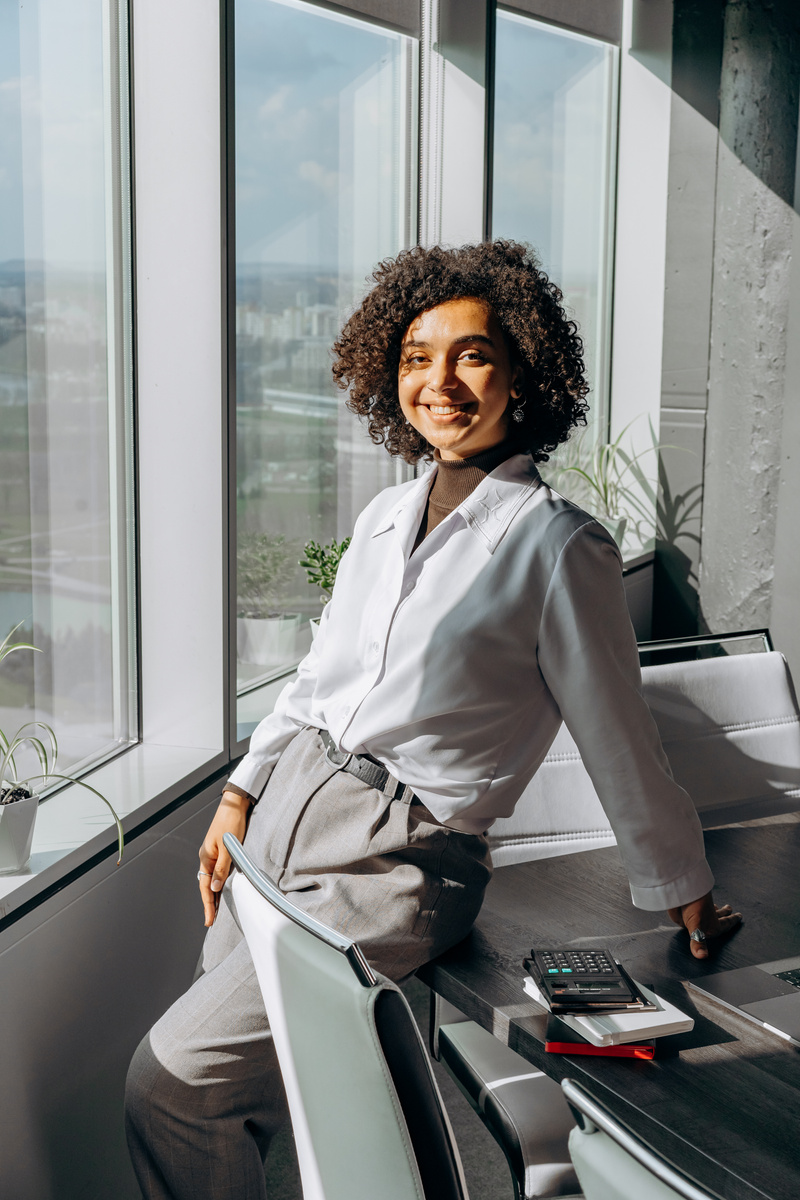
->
[628, 858, 715, 911]
[224, 782, 257, 805]
[226, 756, 275, 804]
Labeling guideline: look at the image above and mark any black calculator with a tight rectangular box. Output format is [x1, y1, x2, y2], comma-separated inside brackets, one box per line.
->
[525, 948, 654, 1012]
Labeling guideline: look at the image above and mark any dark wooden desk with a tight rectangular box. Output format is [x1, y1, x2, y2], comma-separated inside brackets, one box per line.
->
[417, 822, 800, 1200]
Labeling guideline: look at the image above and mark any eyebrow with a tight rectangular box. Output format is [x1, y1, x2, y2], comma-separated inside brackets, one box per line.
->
[402, 334, 495, 349]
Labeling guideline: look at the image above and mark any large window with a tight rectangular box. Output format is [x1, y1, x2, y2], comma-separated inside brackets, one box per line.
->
[492, 8, 618, 433]
[234, 0, 417, 733]
[0, 0, 135, 781]
[231, 0, 623, 737]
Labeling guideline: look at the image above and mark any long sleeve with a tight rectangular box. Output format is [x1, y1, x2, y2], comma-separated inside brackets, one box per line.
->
[536, 522, 714, 910]
[226, 601, 332, 801]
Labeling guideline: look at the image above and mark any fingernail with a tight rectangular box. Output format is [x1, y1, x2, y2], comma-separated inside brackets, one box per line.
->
[211, 879, 223, 892]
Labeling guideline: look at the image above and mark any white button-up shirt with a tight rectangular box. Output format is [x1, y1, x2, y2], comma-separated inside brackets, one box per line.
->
[229, 453, 714, 911]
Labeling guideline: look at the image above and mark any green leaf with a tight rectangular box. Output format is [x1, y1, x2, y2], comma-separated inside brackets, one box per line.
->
[12, 720, 58, 768]
[0, 620, 42, 666]
[299, 537, 351, 600]
[0, 741, 18, 784]
[22, 773, 125, 863]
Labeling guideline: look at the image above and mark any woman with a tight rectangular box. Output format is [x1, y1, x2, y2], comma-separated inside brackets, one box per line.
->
[126, 241, 740, 1199]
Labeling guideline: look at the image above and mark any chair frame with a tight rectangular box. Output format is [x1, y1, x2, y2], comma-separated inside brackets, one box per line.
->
[224, 833, 471, 1200]
[561, 1080, 717, 1200]
[636, 628, 773, 656]
[224, 831, 377, 986]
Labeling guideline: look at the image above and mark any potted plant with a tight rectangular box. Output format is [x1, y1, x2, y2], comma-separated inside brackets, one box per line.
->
[299, 537, 351, 638]
[0, 623, 124, 874]
[237, 532, 301, 667]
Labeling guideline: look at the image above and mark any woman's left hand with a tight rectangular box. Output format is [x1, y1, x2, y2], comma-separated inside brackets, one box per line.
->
[668, 891, 743, 959]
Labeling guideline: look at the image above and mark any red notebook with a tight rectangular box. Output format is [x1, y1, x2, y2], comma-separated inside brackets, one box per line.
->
[544, 1016, 655, 1059]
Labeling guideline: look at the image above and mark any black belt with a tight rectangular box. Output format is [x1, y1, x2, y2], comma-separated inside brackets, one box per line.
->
[320, 729, 415, 802]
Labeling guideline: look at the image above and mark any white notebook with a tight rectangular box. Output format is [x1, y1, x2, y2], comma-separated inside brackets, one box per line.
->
[523, 977, 694, 1046]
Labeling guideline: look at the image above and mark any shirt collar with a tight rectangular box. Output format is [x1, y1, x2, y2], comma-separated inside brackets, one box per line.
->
[370, 467, 435, 540]
[459, 453, 541, 551]
[370, 453, 540, 553]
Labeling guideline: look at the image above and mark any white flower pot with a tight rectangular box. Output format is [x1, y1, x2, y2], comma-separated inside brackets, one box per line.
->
[237, 614, 301, 666]
[0, 792, 39, 875]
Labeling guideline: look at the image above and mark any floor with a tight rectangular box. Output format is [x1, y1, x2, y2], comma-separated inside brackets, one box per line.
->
[262, 974, 513, 1199]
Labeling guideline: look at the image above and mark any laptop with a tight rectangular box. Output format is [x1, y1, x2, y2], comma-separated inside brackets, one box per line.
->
[686, 956, 800, 1046]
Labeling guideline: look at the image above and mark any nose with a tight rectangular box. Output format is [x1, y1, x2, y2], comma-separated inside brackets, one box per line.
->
[426, 354, 458, 396]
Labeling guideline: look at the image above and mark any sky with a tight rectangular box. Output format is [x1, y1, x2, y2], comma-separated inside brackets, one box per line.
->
[0, 0, 615, 319]
[492, 10, 614, 285]
[236, 0, 407, 273]
[0, 0, 107, 269]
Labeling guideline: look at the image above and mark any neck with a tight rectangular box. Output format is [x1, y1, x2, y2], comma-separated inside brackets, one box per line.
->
[433, 434, 523, 475]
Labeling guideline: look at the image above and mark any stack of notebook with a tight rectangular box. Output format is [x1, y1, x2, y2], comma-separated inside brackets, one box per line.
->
[523, 975, 694, 1059]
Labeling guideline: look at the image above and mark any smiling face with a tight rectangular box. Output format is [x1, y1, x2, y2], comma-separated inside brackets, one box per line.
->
[397, 297, 523, 461]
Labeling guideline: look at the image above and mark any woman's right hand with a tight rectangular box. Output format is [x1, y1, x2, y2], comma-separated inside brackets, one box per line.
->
[198, 791, 252, 927]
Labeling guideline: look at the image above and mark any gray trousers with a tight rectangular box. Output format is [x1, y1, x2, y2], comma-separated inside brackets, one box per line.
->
[125, 727, 492, 1199]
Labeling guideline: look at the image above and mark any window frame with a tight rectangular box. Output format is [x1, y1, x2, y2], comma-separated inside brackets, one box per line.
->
[223, 0, 424, 758]
[1, 0, 667, 931]
[492, 4, 620, 440]
[1, 0, 231, 925]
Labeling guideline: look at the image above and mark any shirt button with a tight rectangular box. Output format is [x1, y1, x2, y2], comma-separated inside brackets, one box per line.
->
[371, 641, 380, 654]
[342, 705, 351, 717]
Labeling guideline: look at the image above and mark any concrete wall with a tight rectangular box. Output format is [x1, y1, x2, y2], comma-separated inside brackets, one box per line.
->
[0, 780, 221, 1199]
[654, 0, 800, 678]
[701, 0, 800, 659]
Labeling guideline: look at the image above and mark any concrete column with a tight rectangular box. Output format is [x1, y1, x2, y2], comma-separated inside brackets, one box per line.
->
[699, 0, 800, 654]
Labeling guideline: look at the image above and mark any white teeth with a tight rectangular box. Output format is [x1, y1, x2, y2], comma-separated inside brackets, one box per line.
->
[429, 405, 460, 415]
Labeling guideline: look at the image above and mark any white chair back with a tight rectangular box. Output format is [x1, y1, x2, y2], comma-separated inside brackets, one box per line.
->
[224, 834, 469, 1200]
[489, 647, 800, 867]
[562, 1079, 714, 1200]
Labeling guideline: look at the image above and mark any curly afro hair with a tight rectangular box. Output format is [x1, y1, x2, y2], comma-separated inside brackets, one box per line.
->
[332, 240, 589, 464]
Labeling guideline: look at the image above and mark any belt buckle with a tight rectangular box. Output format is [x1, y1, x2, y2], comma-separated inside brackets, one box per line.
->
[324, 740, 353, 771]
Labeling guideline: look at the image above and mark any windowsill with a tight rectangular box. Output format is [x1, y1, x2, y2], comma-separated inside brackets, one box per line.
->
[0, 740, 229, 925]
[622, 548, 655, 573]
[237, 669, 296, 742]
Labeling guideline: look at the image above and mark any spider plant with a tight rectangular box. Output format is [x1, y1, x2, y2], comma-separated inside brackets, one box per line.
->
[547, 419, 697, 551]
[0, 622, 124, 862]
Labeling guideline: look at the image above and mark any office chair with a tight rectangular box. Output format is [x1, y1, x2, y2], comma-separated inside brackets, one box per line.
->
[430, 630, 800, 1199]
[562, 1078, 715, 1200]
[489, 630, 800, 865]
[432, 1003, 581, 1198]
[223, 832, 469, 1200]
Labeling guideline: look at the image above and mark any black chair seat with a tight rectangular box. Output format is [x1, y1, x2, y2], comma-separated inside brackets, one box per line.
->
[438, 1019, 581, 1199]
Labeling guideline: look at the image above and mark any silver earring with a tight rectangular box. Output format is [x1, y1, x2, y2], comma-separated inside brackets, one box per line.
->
[511, 396, 525, 423]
